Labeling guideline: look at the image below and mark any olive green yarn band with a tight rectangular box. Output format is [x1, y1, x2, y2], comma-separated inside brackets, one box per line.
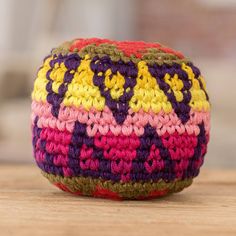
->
[51, 40, 191, 66]
[42, 171, 193, 199]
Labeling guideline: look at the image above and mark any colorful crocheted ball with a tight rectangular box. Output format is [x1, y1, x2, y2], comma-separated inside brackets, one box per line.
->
[31, 38, 210, 200]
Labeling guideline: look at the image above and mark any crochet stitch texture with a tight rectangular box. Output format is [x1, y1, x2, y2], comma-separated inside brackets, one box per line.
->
[31, 38, 210, 200]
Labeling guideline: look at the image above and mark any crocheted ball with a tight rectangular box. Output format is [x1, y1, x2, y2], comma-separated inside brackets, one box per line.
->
[31, 38, 210, 200]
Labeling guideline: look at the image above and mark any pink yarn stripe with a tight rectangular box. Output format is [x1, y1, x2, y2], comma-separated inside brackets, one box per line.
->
[31, 101, 210, 137]
[35, 127, 199, 160]
[34, 125, 204, 181]
[40, 127, 73, 177]
[35, 149, 45, 163]
[94, 130, 140, 182]
[35, 149, 73, 177]
[80, 144, 99, 171]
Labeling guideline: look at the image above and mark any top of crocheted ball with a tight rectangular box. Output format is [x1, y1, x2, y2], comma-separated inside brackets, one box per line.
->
[35, 37, 209, 125]
[52, 38, 189, 65]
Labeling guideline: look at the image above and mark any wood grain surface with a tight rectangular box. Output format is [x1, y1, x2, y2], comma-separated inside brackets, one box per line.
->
[0, 165, 235, 236]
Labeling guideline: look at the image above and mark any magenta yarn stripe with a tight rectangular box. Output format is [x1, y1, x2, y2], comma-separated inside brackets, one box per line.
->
[32, 120, 209, 181]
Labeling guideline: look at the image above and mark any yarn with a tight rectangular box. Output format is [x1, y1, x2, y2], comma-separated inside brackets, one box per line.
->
[31, 38, 210, 200]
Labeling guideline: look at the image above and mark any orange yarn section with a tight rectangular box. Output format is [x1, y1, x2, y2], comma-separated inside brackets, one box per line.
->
[70, 38, 184, 59]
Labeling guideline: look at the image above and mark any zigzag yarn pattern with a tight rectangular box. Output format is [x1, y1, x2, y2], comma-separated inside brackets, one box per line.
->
[31, 38, 210, 200]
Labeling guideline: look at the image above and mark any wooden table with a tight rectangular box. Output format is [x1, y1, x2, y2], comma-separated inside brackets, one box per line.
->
[0, 165, 235, 236]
